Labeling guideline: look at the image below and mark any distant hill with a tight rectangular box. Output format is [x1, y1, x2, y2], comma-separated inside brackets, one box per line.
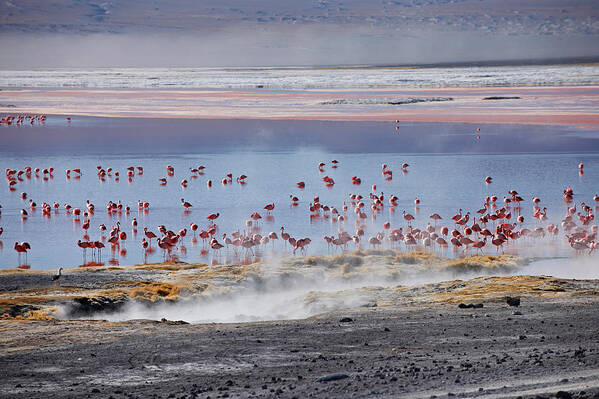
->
[1, 0, 598, 36]
[1, 0, 598, 68]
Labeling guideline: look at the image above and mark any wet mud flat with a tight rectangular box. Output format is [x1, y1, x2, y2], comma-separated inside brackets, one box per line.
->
[1, 294, 599, 398]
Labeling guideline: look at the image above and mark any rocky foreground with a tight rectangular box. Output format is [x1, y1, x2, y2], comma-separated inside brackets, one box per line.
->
[0, 252, 598, 398]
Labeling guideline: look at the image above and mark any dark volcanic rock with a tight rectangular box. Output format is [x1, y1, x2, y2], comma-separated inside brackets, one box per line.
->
[317, 374, 349, 382]
[506, 297, 521, 307]
[339, 317, 353, 323]
[2, 304, 41, 317]
[482, 96, 522, 100]
[458, 303, 483, 309]
[68, 295, 128, 317]
[556, 391, 573, 399]
[160, 318, 189, 325]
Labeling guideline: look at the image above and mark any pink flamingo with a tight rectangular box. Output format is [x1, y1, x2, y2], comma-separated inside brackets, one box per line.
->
[144, 228, 157, 246]
[77, 240, 90, 263]
[181, 198, 192, 208]
[14, 242, 30, 266]
[403, 210, 415, 226]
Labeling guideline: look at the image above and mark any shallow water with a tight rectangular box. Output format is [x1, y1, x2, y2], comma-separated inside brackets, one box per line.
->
[1, 117, 598, 270]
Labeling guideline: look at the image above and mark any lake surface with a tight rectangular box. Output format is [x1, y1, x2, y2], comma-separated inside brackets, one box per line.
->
[1, 117, 598, 269]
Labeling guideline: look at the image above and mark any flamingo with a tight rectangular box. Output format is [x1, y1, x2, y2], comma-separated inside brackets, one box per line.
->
[178, 228, 187, 244]
[14, 242, 30, 266]
[94, 241, 105, 261]
[82, 219, 90, 236]
[451, 209, 462, 222]
[268, 231, 278, 246]
[280, 226, 290, 247]
[207, 213, 220, 224]
[491, 236, 505, 253]
[142, 238, 149, 262]
[450, 237, 462, 250]
[181, 198, 192, 208]
[429, 213, 442, 227]
[211, 240, 224, 254]
[144, 228, 157, 245]
[77, 240, 90, 263]
[369, 236, 381, 248]
[403, 210, 415, 226]
[158, 238, 172, 261]
[436, 237, 448, 248]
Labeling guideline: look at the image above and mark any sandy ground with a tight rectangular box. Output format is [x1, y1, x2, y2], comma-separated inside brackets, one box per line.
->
[1, 252, 599, 398]
[2, 86, 599, 126]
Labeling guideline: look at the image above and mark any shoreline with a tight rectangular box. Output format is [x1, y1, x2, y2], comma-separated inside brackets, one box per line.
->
[0, 251, 589, 323]
[1, 85, 598, 127]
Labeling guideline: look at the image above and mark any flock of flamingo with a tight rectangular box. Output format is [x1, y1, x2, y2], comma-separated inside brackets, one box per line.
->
[2, 152, 598, 270]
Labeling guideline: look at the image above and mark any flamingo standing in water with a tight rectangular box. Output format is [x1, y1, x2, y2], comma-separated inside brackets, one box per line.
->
[429, 213, 442, 227]
[207, 213, 220, 225]
[158, 237, 173, 261]
[142, 238, 149, 263]
[264, 203, 275, 214]
[14, 242, 30, 266]
[211, 240, 224, 260]
[403, 210, 415, 226]
[280, 226, 290, 247]
[77, 240, 90, 263]
[144, 227, 157, 246]
[268, 231, 278, 248]
[94, 241, 105, 262]
[491, 236, 505, 253]
[181, 198, 192, 209]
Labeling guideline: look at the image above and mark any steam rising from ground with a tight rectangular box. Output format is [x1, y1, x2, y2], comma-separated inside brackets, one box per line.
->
[73, 250, 598, 324]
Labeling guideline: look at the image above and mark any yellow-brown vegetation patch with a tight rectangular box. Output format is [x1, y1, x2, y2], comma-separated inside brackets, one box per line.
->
[195, 264, 259, 280]
[441, 255, 526, 273]
[432, 275, 568, 303]
[1, 306, 58, 320]
[128, 281, 182, 302]
[356, 249, 397, 257]
[134, 263, 206, 271]
[300, 253, 365, 269]
[393, 250, 439, 265]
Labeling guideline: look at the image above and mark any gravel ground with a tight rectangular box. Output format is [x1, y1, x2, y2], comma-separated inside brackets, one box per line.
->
[0, 269, 155, 292]
[1, 296, 599, 399]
